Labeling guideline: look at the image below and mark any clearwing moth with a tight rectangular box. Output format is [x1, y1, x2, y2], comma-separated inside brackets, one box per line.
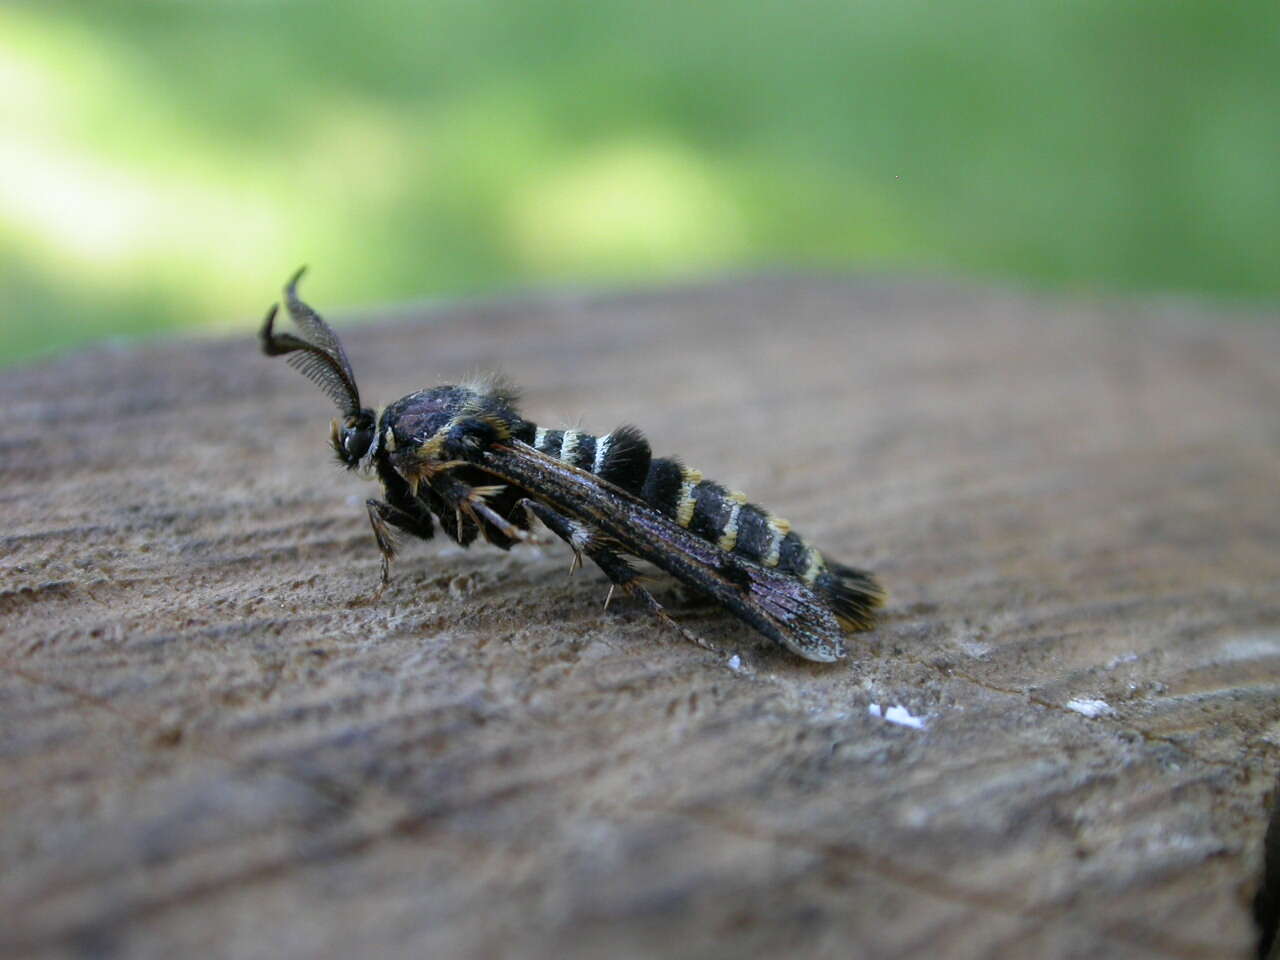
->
[260, 270, 884, 662]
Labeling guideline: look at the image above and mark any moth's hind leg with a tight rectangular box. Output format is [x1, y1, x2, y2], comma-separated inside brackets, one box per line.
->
[587, 547, 720, 655]
[517, 499, 718, 654]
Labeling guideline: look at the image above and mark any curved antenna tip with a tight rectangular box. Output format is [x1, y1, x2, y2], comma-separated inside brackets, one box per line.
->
[285, 265, 308, 295]
[259, 303, 289, 355]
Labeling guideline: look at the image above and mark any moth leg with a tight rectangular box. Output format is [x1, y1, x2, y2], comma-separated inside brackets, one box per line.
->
[517, 499, 718, 654]
[366, 499, 402, 591]
[432, 474, 533, 545]
[366, 498, 435, 591]
[587, 545, 720, 654]
[517, 498, 585, 573]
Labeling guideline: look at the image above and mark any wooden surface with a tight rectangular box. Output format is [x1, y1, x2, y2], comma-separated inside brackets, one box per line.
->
[3, 278, 1279, 959]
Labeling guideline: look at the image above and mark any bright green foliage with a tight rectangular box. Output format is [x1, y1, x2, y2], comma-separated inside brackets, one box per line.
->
[2, 1, 1277, 363]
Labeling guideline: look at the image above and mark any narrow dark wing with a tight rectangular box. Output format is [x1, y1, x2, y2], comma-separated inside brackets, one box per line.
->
[478, 440, 849, 661]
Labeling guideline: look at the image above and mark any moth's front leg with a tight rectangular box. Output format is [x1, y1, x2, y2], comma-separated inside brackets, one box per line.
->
[517, 498, 717, 653]
[366, 498, 433, 590]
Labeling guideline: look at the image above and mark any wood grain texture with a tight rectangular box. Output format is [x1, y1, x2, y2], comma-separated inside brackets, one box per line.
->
[2, 278, 1279, 959]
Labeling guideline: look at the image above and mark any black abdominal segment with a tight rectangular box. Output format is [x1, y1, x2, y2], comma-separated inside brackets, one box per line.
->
[519, 414, 880, 630]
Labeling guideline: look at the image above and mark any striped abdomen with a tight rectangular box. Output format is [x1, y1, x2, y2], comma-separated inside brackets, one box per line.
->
[521, 423, 883, 629]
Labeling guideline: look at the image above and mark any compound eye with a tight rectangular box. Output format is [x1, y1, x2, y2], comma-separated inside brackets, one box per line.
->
[343, 428, 362, 458]
[335, 415, 375, 466]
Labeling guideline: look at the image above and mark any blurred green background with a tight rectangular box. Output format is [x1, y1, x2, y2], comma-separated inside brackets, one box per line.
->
[2, 1, 1277, 365]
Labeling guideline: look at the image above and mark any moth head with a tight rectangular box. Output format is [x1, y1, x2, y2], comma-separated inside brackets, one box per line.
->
[261, 267, 376, 468]
[328, 412, 377, 468]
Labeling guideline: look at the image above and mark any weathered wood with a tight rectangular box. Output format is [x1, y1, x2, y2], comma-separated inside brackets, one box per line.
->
[2, 278, 1278, 959]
